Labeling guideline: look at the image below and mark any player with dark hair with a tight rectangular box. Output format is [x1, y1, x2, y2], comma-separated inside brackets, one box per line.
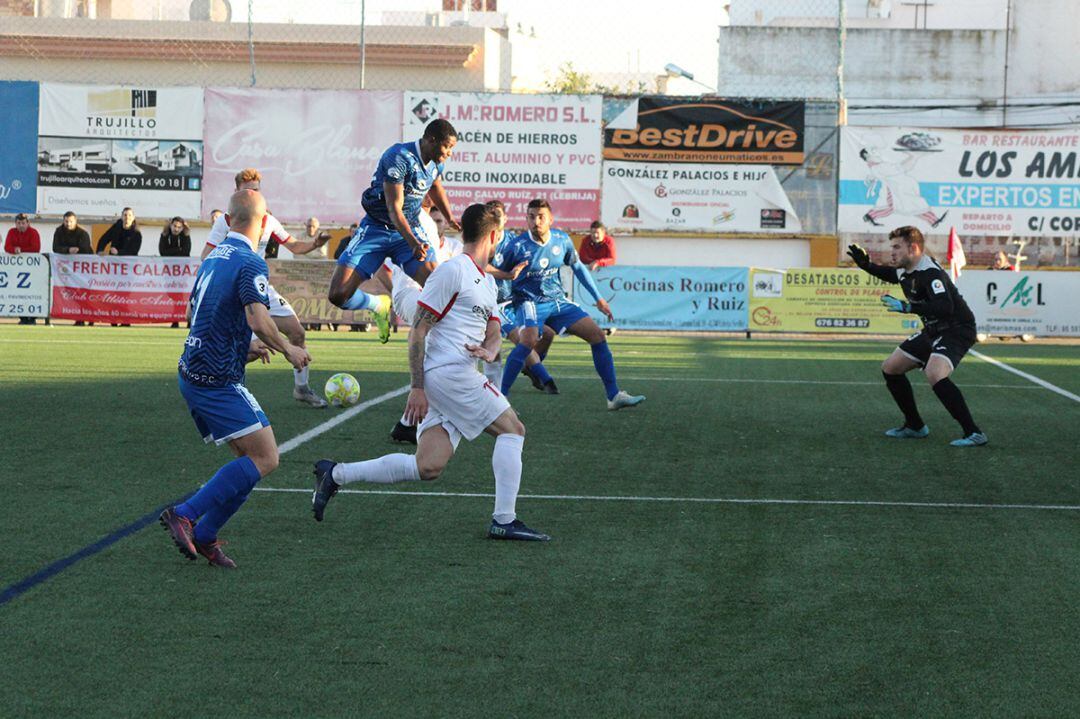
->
[495, 198, 644, 410]
[848, 226, 987, 446]
[312, 203, 550, 541]
[329, 119, 461, 343]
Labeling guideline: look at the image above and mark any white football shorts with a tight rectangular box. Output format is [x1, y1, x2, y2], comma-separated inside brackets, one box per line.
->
[267, 283, 296, 318]
[418, 362, 511, 447]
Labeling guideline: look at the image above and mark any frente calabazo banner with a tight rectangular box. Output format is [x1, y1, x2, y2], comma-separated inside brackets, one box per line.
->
[604, 97, 805, 165]
[50, 255, 199, 323]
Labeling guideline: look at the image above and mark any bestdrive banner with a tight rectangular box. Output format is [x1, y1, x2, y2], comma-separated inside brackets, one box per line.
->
[50, 256, 199, 324]
[604, 97, 805, 165]
[404, 92, 602, 229]
[840, 126, 1080, 237]
[37, 83, 204, 218]
[748, 267, 917, 334]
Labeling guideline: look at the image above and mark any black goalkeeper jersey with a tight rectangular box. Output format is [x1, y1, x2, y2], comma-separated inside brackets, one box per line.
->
[863, 255, 976, 332]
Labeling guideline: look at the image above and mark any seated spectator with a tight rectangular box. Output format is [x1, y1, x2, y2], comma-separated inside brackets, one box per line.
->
[334, 223, 359, 260]
[159, 217, 191, 257]
[300, 216, 332, 259]
[579, 221, 616, 271]
[98, 207, 142, 256]
[53, 211, 92, 255]
[6, 213, 42, 324]
[5, 213, 40, 255]
[990, 251, 1015, 271]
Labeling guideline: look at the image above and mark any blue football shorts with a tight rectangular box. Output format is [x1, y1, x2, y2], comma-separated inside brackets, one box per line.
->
[517, 299, 589, 335]
[178, 376, 270, 446]
[336, 218, 436, 279]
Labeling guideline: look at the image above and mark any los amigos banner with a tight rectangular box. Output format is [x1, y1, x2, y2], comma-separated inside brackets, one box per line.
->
[840, 126, 1080, 237]
[604, 97, 805, 165]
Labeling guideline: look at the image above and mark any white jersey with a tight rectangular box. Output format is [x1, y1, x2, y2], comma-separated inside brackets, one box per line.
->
[389, 233, 463, 296]
[416, 253, 499, 372]
[207, 213, 290, 256]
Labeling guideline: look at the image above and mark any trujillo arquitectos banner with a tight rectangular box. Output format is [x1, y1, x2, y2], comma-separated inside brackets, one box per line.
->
[748, 267, 918, 334]
[957, 270, 1080, 337]
[403, 92, 603, 229]
[50, 256, 199, 323]
[840, 126, 1080, 237]
[0, 253, 50, 318]
[0, 80, 39, 214]
[573, 265, 748, 331]
[202, 88, 403, 224]
[604, 97, 805, 165]
[37, 84, 204, 218]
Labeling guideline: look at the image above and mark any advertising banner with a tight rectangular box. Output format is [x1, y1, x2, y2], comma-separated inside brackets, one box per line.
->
[50, 255, 198, 323]
[203, 88, 403, 224]
[403, 92, 602, 229]
[266, 259, 379, 325]
[604, 97, 805, 165]
[748, 267, 918, 334]
[37, 84, 204, 218]
[840, 126, 1080, 237]
[572, 265, 748, 331]
[0, 81, 39, 214]
[0, 253, 50, 318]
[601, 161, 801, 232]
[957, 270, 1080, 337]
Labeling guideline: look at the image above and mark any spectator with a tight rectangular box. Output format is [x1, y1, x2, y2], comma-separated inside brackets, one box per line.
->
[990, 251, 1015, 271]
[210, 208, 223, 225]
[5, 213, 40, 255]
[159, 216, 192, 257]
[300, 216, 332, 259]
[98, 207, 142, 256]
[6, 213, 42, 324]
[53, 211, 92, 255]
[334, 223, 359, 260]
[578, 221, 617, 271]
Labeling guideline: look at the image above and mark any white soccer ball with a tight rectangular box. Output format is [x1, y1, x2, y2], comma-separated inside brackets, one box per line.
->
[324, 372, 361, 407]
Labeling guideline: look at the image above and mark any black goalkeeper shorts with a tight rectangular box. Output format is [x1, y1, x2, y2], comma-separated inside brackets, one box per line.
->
[898, 325, 978, 370]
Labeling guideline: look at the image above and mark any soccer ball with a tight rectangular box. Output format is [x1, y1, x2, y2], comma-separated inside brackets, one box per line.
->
[324, 372, 360, 407]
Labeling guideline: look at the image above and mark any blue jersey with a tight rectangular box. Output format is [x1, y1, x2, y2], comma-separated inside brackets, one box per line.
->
[179, 234, 270, 388]
[494, 229, 580, 305]
[361, 141, 444, 228]
[494, 229, 516, 303]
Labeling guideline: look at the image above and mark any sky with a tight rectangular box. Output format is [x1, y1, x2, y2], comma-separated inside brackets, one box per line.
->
[239, 0, 727, 90]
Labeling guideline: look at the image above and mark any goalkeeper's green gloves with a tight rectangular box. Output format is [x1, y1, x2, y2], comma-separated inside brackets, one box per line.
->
[881, 294, 910, 313]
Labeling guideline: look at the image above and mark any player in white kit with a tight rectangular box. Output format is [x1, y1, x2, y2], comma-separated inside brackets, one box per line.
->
[202, 169, 330, 408]
[311, 203, 550, 541]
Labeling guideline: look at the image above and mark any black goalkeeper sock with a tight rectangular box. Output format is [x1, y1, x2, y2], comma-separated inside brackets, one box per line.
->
[932, 377, 981, 436]
[883, 372, 925, 429]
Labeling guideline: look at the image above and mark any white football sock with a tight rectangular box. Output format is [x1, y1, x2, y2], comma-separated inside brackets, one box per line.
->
[482, 358, 503, 387]
[332, 454, 420, 485]
[492, 434, 524, 524]
[294, 364, 309, 388]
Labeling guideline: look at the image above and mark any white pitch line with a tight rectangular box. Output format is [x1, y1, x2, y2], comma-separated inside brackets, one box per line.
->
[252, 486, 1080, 512]
[971, 350, 1080, 403]
[277, 385, 410, 455]
[549, 375, 1036, 389]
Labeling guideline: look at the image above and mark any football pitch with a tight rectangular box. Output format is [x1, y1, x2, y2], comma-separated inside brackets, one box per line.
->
[1, 325, 1078, 717]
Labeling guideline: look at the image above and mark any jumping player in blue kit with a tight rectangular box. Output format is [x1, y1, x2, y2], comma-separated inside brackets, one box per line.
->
[329, 119, 461, 342]
[160, 189, 311, 568]
[494, 198, 645, 410]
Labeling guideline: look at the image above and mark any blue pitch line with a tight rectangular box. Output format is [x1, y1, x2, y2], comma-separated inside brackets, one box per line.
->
[0, 492, 193, 608]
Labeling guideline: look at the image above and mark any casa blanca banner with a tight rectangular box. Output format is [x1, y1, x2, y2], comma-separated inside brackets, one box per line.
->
[956, 270, 1080, 337]
[404, 92, 602, 229]
[0, 81, 39, 214]
[601, 161, 801, 233]
[840, 126, 1080, 237]
[37, 83, 204, 218]
[202, 88, 403, 224]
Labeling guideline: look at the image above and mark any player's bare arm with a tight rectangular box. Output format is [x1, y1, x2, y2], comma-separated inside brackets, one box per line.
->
[383, 182, 426, 259]
[465, 314, 502, 363]
[246, 338, 273, 364]
[283, 233, 329, 256]
[404, 304, 440, 424]
[428, 178, 460, 232]
[486, 261, 527, 280]
[245, 302, 310, 369]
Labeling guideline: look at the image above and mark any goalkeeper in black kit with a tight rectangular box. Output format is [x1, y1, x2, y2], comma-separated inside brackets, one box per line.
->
[848, 225, 988, 447]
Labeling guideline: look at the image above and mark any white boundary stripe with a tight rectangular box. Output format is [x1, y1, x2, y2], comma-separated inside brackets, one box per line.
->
[252, 486, 1080, 512]
[551, 375, 1035, 389]
[971, 350, 1080, 403]
[277, 385, 410, 455]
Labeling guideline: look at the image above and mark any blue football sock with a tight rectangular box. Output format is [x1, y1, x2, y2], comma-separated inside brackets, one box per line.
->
[591, 341, 620, 400]
[176, 456, 261, 522]
[502, 343, 531, 395]
[340, 289, 380, 311]
[194, 490, 250, 544]
[529, 361, 553, 385]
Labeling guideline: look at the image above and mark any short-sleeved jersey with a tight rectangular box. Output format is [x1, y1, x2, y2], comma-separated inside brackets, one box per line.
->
[416, 254, 498, 372]
[389, 231, 463, 296]
[493, 229, 579, 304]
[362, 141, 444, 228]
[179, 233, 271, 387]
[867, 255, 976, 332]
[493, 229, 516, 303]
[206, 212, 290, 257]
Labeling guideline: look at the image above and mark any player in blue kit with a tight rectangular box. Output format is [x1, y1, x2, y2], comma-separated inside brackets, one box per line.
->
[329, 119, 461, 342]
[494, 198, 645, 410]
[160, 189, 311, 568]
